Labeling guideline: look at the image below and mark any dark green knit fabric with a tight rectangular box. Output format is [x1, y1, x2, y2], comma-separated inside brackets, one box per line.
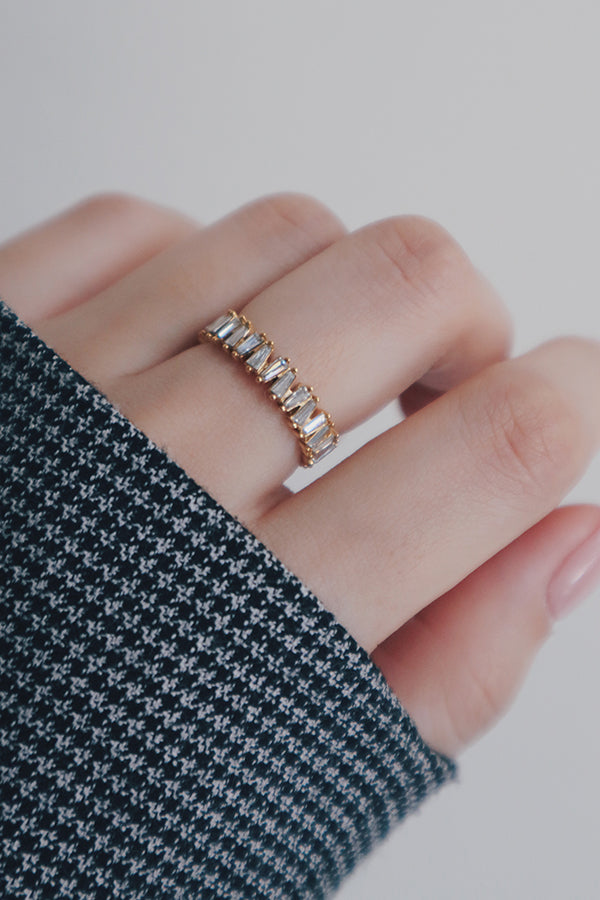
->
[0, 299, 455, 898]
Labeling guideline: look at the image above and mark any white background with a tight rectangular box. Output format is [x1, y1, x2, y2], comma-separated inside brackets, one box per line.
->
[2, 1, 600, 897]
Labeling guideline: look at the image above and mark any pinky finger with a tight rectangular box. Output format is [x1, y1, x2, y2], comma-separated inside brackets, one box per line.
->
[371, 504, 600, 757]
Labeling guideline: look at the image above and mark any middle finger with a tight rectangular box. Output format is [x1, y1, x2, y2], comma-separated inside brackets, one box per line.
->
[256, 337, 600, 652]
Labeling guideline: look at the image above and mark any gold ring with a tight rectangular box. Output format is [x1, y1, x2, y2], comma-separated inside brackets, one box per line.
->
[198, 310, 339, 467]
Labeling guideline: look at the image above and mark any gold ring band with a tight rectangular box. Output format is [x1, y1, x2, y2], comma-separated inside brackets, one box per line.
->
[198, 310, 339, 467]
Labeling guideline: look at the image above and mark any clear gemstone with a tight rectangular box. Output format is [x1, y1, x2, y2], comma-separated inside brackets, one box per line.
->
[205, 313, 231, 334]
[215, 315, 239, 339]
[313, 437, 337, 462]
[302, 412, 327, 437]
[246, 343, 271, 371]
[235, 332, 262, 356]
[307, 424, 330, 448]
[270, 369, 296, 397]
[291, 399, 316, 426]
[261, 357, 288, 382]
[313, 429, 336, 451]
[283, 386, 311, 411]
[224, 323, 249, 346]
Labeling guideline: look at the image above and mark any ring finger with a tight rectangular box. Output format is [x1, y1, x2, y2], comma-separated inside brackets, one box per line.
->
[117, 215, 512, 520]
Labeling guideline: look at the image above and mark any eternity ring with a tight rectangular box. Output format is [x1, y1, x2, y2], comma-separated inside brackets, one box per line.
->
[198, 310, 339, 467]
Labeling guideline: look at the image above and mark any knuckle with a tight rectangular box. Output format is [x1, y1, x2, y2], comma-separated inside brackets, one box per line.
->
[373, 214, 467, 283]
[246, 192, 344, 247]
[76, 191, 197, 241]
[366, 214, 472, 317]
[76, 191, 150, 222]
[463, 369, 584, 498]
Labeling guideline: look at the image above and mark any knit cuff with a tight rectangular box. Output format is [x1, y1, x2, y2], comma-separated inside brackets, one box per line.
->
[0, 299, 456, 899]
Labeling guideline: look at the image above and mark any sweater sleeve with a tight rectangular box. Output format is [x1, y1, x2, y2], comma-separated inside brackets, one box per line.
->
[0, 298, 456, 899]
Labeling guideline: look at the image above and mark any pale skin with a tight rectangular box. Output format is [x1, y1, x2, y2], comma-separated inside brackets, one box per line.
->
[3, 192, 600, 759]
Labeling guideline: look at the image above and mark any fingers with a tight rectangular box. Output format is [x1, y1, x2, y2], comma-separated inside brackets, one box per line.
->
[123, 216, 511, 520]
[34, 193, 346, 381]
[241, 215, 512, 418]
[0, 193, 199, 322]
[255, 336, 600, 652]
[371, 504, 600, 757]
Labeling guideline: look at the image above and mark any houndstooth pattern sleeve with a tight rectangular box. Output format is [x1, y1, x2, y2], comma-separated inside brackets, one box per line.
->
[0, 298, 456, 899]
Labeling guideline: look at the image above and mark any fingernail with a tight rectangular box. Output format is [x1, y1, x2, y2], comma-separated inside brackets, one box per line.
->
[547, 526, 600, 620]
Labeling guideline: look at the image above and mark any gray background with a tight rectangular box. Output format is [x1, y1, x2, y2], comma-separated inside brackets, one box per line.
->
[2, 1, 599, 897]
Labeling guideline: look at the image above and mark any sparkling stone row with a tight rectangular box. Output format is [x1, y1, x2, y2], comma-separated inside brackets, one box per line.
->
[199, 309, 339, 466]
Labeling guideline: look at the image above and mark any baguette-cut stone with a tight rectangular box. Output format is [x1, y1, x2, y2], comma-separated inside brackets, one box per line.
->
[246, 343, 271, 372]
[313, 428, 336, 451]
[224, 323, 249, 346]
[215, 315, 239, 339]
[291, 399, 316, 426]
[205, 313, 231, 334]
[302, 412, 327, 437]
[283, 385, 311, 411]
[313, 436, 336, 462]
[307, 424, 331, 448]
[235, 332, 262, 356]
[261, 357, 288, 382]
[270, 369, 296, 397]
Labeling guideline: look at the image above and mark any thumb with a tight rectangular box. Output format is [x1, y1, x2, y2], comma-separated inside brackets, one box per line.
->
[371, 504, 600, 757]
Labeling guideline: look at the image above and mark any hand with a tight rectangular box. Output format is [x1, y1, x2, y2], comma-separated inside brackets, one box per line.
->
[3, 192, 600, 758]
